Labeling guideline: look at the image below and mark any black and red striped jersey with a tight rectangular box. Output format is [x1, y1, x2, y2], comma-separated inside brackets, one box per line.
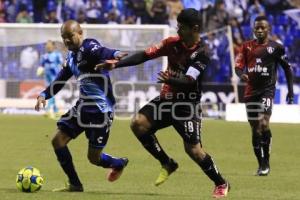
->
[145, 36, 210, 101]
[235, 39, 288, 98]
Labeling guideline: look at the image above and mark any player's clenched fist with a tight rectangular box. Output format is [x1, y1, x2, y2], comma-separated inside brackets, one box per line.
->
[35, 96, 46, 111]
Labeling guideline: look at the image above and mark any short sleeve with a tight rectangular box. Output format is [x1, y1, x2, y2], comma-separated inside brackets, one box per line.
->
[145, 38, 171, 59]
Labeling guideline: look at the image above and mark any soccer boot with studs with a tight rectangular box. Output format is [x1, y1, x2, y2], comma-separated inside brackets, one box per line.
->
[107, 157, 129, 182]
[155, 158, 178, 186]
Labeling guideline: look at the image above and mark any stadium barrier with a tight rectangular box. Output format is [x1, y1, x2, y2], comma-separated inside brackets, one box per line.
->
[225, 103, 300, 123]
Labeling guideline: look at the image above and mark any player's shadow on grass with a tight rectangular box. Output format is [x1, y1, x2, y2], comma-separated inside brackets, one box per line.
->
[0, 188, 195, 198]
[86, 190, 195, 198]
[0, 188, 20, 193]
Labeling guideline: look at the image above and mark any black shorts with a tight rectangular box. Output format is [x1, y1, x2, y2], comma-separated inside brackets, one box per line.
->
[245, 94, 273, 121]
[139, 96, 202, 145]
[57, 102, 113, 149]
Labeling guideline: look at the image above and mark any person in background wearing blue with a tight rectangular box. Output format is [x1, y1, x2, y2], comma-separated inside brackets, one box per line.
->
[35, 20, 128, 192]
[37, 40, 63, 119]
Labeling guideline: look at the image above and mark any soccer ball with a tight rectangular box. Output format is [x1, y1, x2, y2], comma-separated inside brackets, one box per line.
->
[16, 167, 44, 192]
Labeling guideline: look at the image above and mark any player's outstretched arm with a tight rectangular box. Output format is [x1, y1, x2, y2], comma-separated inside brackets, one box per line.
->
[95, 51, 150, 71]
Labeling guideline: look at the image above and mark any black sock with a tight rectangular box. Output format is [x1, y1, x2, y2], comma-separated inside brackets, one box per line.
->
[137, 133, 170, 165]
[261, 129, 272, 167]
[198, 154, 226, 186]
[54, 146, 82, 186]
[252, 130, 263, 167]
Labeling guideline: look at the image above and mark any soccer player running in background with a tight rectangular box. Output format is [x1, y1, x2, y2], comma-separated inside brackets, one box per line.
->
[35, 20, 128, 192]
[36, 40, 63, 119]
[235, 16, 294, 176]
[96, 8, 230, 198]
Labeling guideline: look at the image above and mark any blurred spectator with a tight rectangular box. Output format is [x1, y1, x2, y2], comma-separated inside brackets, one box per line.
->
[248, 0, 265, 27]
[0, 10, 5, 22]
[85, 0, 102, 24]
[288, 0, 300, 8]
[0, 0, 4, 10]
[271, 34, 283, 44]
[224, 0, 246, 23]
[65, 0, 85, 12]
[166, 0, 183, 28]
[77, 9, 87, 24]
[46, 0, 57, 13]
[205, 33, 221, 82]
[16, 4, 33, 23]
[5, 0, 18, 22]
[64, 0, 85, 21]
[127, 0, 151, 24]
[150, 0, 168, 24]
[20, 46, 38, 76]
[106, 9, 119, 24]
[205, 0, 230, 32]
[101, 0, 125, 18]
[44, 10, 59, 23]
[181, 0, 200, 10]
[122, 15, 136, 24]
[230, 17, 245, 41]
[32, 0, 47, 23]
[263, 0, 293, 13]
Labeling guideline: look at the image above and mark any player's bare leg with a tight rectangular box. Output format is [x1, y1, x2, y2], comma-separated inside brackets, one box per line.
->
[87, 146, 128, 182]
[131, 113, 177, 186]
[51, 129, 83, 192]
[184, 142, 230, 198]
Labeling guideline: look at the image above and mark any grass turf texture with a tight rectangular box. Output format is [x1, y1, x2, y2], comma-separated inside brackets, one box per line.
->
[0, 115, 299, 200]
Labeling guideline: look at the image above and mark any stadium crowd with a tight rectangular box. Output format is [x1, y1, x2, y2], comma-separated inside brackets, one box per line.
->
[0, 0, 300, 83]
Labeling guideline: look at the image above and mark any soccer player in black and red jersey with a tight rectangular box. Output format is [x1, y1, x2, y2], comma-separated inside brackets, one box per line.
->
[235, 16, 294, 176]
[96, 8, 230, 198]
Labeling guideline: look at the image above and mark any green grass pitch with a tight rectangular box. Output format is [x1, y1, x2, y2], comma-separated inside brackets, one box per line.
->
[0, 115, 299, 200]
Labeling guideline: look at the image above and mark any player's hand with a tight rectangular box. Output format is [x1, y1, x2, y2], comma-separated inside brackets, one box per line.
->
[286, 92, 294, 104]
[35, 96, 46, 111]
[115, 51, 128, 60]
[157, 71, 170, 83]
[94, 59, 118, 71]
[240, 74, 249, 82]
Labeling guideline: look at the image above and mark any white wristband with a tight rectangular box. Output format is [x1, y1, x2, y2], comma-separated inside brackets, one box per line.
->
[186, 66, 201, 80]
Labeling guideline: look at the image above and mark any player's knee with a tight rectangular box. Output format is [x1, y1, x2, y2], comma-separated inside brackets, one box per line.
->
[130, 115, 150, 136]
[51, 131, 70, 149]
[259, 119, 269, 132]
[261, 123, 269, 132]
[52, 135, 62, 149]
[184, 143, 206, 160]
[87, 153, 100, 165]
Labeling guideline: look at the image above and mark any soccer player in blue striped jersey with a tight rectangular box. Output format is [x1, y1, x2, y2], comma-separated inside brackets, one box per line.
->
[35, 20, 128, 192]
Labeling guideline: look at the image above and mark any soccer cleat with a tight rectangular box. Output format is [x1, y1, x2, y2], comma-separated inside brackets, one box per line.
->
[255, 166, 270, 176]
[52, 181, 83, 192]
[107, 158, 129, 182]
[154, 159, 178, 186]
[212, 182, 230, 198]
